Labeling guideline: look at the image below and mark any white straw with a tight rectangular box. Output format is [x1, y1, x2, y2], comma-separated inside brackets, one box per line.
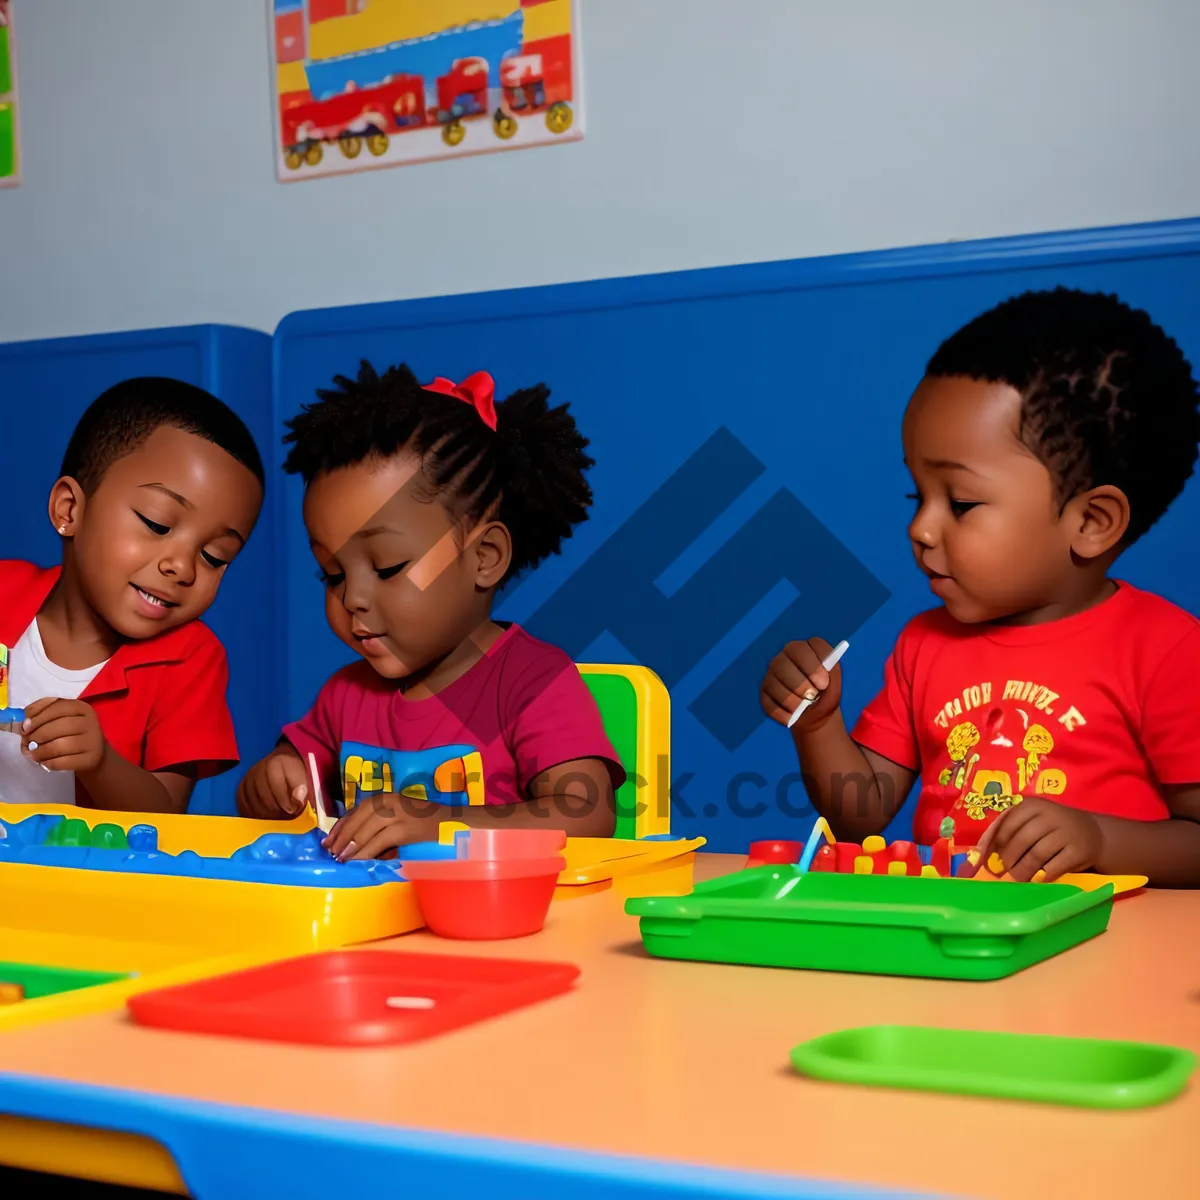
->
[787, 640, 850, 729]
[308, 751, 334, 834]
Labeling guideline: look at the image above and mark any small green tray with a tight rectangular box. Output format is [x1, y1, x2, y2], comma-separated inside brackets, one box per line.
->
[624, 868, 1113, 980]
[0, 961, 131, 1001]
[790, 1025, 1197, 1109]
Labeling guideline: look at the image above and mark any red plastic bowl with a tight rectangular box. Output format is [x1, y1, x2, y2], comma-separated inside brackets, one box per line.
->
[401, 857, 565, 940]
[457, 828, 567, 861]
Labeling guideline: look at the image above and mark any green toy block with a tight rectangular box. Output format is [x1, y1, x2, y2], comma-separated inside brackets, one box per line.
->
[42, 819, 130, 850]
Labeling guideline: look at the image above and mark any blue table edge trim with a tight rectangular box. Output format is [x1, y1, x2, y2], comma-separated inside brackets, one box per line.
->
[0, 1071, 939, 1199]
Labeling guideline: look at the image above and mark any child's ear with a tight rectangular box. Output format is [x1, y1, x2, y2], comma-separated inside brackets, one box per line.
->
[48, 477, 85, 538]
[1069, 484, 1130, 559]
[471, 521, 512, 589]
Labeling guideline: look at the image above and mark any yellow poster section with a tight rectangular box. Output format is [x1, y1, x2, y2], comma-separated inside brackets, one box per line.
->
[277, 0, 572, 96]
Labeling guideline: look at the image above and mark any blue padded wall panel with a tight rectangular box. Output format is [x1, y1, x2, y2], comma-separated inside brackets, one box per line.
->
[0, 326, 278, 815]
[274, 219, 1200, 852]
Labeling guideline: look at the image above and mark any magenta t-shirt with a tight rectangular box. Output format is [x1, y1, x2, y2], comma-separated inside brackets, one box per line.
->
[282, 624, 624, 815]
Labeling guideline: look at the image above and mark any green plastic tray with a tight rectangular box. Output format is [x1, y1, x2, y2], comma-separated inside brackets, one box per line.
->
[624, 868, 1113, 980]
[0, 961, 131, 1001]
[790, 1025, 1196, 1109]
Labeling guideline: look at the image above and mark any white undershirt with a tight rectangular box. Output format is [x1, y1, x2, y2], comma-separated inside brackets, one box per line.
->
[0, 618, 110, 806]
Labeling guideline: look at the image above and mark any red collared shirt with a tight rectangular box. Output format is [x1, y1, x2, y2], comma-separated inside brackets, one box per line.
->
[0, 561, 239, 803]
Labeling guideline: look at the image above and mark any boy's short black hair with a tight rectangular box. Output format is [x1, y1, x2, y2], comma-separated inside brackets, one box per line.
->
[60, 377, 265, 493]
[926, 287, 1200, 545]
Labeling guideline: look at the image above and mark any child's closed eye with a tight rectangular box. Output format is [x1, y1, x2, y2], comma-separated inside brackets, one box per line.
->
[136, 511, 170, 536]
[376, 562, 410, 581]
[949, 499, 979, 517]
[316, 567, 346, 588]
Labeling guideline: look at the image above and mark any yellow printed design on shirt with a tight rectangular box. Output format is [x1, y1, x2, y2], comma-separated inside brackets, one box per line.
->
[340, 742, 484, 812]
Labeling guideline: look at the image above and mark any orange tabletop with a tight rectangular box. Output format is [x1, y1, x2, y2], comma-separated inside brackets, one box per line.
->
[1, 853, 1197, 1199]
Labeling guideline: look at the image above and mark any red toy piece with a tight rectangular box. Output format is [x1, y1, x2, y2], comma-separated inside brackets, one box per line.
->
[809, 836, 956, 877]
[127, 951, 580, 1046]
[746, 840, 805, 868]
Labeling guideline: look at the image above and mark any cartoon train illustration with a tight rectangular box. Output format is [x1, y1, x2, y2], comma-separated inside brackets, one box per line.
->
[279, 12, 574, 169]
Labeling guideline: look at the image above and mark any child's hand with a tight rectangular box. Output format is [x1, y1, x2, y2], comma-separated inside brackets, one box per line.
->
[22, 698, 107, 773]
[760, 637, 843, 729]
[237, 750, 309, 819]
[970, 798, 1103, 882]
[323, 795, 439, 862]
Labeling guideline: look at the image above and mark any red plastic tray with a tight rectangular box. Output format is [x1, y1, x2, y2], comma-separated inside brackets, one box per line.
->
[126, 950, 580, 1046]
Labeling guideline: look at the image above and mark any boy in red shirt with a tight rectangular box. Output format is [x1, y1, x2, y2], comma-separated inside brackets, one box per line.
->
[761, 288, 1200, 886]
[0, 377, 264, 812]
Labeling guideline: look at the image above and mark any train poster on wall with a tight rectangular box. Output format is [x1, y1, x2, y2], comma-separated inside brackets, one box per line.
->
[0, 1, 19, 187]
[270, 0, 583, 182]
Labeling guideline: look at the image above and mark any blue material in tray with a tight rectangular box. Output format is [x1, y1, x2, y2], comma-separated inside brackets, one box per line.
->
[0, 815, 416, 888]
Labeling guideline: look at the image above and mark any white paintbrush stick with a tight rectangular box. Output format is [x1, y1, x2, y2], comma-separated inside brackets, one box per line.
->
[308, 751, 334, 834]
[787, 640, 850, 729]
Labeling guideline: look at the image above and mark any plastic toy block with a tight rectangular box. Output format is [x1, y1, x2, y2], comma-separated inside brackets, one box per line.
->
[45, 818, 92, 848]
[920, 865, 939, 878]
[42, 820, 129, 851]
[886, 861, 906, 876]
[746, 839, 804, 868]
[987, 852, 1006, 876]
[862, 836, 886, 853]
[437, 820, 469, 845]
[930, 838, 952, 876]
[853, 855, 873, 874]
[0, 982, 24, 1005]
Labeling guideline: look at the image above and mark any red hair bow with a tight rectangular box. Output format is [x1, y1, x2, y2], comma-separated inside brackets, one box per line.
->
[422, 371, 498, 431]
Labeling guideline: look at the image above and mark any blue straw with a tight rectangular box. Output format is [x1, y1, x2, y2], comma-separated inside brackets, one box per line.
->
[797, 818, 831, 873]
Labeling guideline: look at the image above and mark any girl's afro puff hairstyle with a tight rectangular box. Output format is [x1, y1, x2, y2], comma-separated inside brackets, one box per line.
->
[282, 360, 595, 582]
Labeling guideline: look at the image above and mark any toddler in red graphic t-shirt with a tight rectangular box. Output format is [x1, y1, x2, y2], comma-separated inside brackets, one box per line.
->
[238, 362, 624, 859]
[761, 288, 1200, 886]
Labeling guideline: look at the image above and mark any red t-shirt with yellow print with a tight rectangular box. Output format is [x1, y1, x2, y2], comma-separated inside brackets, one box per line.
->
[852, 582, 1200, 847]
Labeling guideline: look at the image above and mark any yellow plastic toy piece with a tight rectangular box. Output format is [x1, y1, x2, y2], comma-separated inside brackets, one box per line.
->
[853, 855, 874, 874]
[556, 836, 705, 900]
[987, 852, 1006, 875]
[437, 820, 470, 846]
[886, 860, 907, 876]
[920, 864, 940, 878]
[1056, 873, 1147, 895]
[863, 835, 886, 853]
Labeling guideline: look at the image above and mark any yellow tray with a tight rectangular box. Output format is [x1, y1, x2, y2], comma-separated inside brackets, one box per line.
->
[0, 861, 421, 1032]
[0, 805, 698, 1032]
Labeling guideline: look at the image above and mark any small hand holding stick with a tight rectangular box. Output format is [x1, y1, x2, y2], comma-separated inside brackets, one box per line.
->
[787, 640, 850, 729]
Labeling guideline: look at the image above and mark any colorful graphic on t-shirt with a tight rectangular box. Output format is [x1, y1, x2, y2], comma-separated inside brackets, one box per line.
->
[929, 677, 1086, 843]
[340, 740, 485, 812]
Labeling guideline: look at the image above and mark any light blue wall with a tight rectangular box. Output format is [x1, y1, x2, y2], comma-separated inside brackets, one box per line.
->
[3, 0, 1200, 342]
